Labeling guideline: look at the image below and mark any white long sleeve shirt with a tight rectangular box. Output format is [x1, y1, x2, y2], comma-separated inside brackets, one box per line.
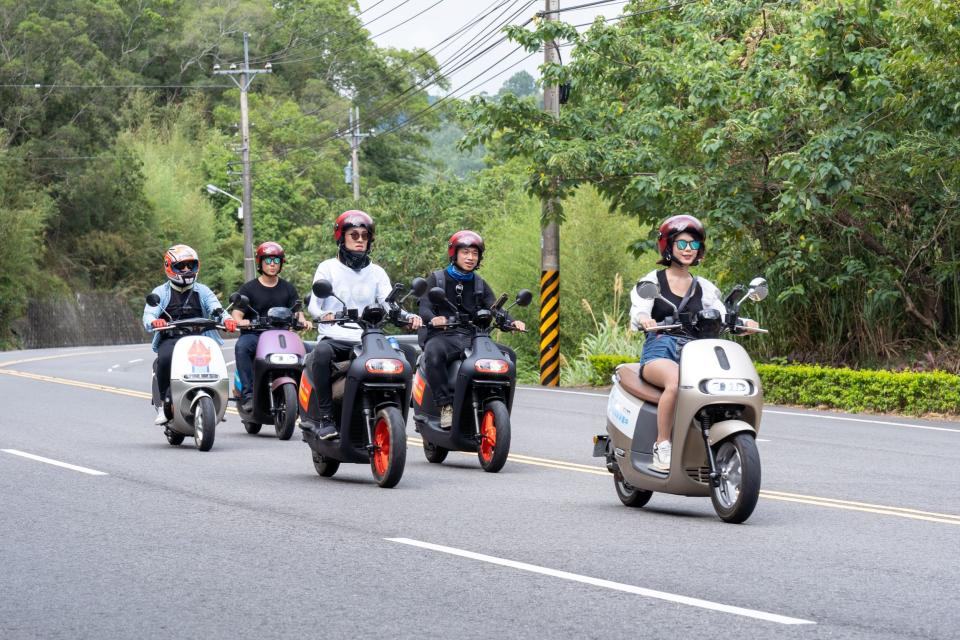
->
[308, 258, 393, 341]
[629, 269, 726, 331]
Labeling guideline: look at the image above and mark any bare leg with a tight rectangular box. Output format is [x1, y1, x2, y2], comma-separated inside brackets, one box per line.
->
[641, 359, 680, 443]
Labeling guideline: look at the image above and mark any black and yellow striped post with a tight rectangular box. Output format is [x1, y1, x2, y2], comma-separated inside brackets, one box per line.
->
[539, 269, 560, 385]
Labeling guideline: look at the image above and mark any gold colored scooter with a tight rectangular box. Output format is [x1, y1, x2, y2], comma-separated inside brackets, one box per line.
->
[593, 278, 769, 523]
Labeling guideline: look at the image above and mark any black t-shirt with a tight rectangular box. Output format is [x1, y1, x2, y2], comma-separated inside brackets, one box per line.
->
[166, 287, 203, 321]
[650, 269, 703, 322]
[237, 278, 299, 331]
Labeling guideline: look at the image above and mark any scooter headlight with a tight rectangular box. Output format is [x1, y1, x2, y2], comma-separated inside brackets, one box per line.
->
[701, 378, 753, 396]
[475, 359, 509, 374]
[268, 353, 300, 365]
[365, 358, 405, 375]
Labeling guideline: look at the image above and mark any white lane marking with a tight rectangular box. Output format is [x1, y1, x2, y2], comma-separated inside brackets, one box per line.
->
[764, 409, 960, 434]
[225, 361, 235, 367]
[386, 538, 815, 625]
[1, 449, 108, 476]
[128, 358, 143, 364]
[757, 438, 771, 442]
[517, 387, 960, 433]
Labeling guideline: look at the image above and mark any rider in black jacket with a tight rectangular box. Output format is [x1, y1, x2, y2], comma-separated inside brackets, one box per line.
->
[418, 230, 525, 428]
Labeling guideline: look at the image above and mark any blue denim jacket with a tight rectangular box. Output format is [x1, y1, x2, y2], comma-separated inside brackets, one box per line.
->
[142, 282, 225, 352]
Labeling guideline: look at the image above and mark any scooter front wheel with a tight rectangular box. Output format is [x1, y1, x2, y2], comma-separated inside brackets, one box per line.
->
[274, 383, 298, 441]
[193, 396, 217, 452]
[371, 406, 407, 488]
[710, 434, 761, 524]
[614, 470, 653, 508]
[478, 400, 511, 473]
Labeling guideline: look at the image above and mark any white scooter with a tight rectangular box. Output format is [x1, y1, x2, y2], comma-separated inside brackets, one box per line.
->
[147, 294, 230, 451]
[593, 277, 769, 523]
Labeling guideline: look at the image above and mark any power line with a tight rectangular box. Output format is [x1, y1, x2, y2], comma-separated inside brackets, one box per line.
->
[369, 0, 449, 39]
[0, 83, 231, 90]
[538, 0, 629, 14]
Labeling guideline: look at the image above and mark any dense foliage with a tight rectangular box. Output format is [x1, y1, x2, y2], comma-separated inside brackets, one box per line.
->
[463, 0, 960, 368]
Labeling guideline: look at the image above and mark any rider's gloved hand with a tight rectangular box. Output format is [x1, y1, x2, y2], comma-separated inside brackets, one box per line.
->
[151, 319, 168, 330]
[223, 318, 238, 333]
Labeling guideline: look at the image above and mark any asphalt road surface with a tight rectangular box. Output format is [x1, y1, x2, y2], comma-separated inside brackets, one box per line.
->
[1, 342, 958, 639]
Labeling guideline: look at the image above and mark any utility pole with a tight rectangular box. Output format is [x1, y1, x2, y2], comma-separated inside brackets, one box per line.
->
[346, 106, 372, 201]
[214, 32, 271, 280]
[539, 0, 561, 387]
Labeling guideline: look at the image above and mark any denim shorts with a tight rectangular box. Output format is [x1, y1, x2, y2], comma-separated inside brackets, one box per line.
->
[638, 333, 681, 366]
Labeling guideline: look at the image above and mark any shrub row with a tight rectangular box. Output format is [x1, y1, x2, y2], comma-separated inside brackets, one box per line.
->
[587, 355, 960, 416]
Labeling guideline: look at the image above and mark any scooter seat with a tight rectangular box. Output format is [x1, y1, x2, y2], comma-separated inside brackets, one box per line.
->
[615, 364, 662, 404]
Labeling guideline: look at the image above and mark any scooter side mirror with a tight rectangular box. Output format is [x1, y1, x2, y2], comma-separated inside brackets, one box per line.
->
[635, 281, 659, 300]
[747, 277, 768, 302]
[229, 293, 250, 309]
[312, 279, 334, 298]
[410, 277, 429, 298]
[145, 293, 161, 306]
[427, 287, 448, 305]
[515, 289, 533, 307]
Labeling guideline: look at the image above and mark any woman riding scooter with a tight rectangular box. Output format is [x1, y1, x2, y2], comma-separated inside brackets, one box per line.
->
[630, 215, 757, 471]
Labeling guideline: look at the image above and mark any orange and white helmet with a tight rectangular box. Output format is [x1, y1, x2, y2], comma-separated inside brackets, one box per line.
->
[163, 244, 200, 287]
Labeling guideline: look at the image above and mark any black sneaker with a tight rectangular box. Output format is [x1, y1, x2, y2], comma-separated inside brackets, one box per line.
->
[241, 397, 254, 413]
[317, 416, 339, 441]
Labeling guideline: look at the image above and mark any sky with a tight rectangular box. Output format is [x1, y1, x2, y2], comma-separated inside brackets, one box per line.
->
[357, 0, 627, 97]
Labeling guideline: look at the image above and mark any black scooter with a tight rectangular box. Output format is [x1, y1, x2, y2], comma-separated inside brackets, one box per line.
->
[411, 286, 532, 472]
[297, 278, 426, 488]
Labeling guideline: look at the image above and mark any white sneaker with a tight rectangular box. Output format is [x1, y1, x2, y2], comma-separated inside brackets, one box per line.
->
[439, 405, 453, 430]
[154, 406, 169, 425]
[651, 441, 671, 472]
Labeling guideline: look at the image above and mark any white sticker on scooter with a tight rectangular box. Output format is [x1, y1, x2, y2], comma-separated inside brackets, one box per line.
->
[607, 386, 635, 437]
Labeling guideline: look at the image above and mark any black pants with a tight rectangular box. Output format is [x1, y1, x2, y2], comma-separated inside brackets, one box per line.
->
[235, 332, 260, 401]
[155, 336, 180, 402]
[307, 338, 357, 417]
[423, 333, 516, 406]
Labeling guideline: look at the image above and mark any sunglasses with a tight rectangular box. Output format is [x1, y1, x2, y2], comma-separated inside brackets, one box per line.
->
[346, 230, 370, 241]
[262, 256, 282, 265]
[674, 239, 702, 251]
[173, 260, 198, 273]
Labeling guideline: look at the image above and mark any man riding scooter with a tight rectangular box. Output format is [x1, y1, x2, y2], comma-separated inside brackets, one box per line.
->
[300, 210, 422, 441]
[418, 230, 525, 429]
[143, 244, 237, 425]
[231, 241, 312, 414]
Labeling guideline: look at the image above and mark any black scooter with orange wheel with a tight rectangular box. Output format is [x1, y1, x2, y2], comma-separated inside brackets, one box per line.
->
[411, 287, 533, 472]
[298, 279, 423, 488]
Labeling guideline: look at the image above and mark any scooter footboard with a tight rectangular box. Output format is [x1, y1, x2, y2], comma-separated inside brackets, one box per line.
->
[706, 419, 756, 446]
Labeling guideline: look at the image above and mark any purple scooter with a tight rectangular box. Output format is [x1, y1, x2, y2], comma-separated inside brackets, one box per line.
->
[230, 294, 307, 440]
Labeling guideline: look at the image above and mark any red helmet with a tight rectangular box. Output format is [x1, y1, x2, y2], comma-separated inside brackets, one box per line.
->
[333, 210, 375, 244]
[657, 215, 706, 265]
[447, 230, 485, 262]
[255, 241, 285, 273]
[163, 244, 200, 287]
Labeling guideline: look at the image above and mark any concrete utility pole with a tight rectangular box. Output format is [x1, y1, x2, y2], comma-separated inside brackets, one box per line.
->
[214, 33, 271, 280]
[539, 0, 561, 387]
[346, 106, 372, 201]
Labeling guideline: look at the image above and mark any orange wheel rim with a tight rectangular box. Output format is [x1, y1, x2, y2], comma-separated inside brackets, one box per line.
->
[479, 410, 496, 462]
[373, 418, 390, 476]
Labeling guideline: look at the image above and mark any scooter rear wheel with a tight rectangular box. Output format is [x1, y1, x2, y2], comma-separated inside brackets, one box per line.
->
[478, 400, 511, 473]
[193, 396, 217, 452]
[614, 470, 653, 507]
[243, 421, 262, 435]
[371, 406, 406, 488]
[274, 383, 298, 441]
[312, 451, 340, 477]
[165, 429, 185, 446]
[422, 439, 449, 464]
[710, 434, 761, 524]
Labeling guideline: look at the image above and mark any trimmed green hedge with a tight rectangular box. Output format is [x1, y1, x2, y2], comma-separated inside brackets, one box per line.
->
[587, 355, 960, 416]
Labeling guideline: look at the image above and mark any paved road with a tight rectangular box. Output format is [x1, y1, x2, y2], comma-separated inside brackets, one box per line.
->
[1, 343, 958, 639]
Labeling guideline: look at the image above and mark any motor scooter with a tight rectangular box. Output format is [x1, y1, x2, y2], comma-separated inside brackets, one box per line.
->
[411, 286, 532, 473]
[592, 277, 769, 523]
[146, 293, 231, 452]
[297, 278, 425, 488]
[229, 294, 306, 440]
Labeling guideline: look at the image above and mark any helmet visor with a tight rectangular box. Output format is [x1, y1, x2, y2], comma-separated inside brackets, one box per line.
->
[173, 260, 199, 274]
